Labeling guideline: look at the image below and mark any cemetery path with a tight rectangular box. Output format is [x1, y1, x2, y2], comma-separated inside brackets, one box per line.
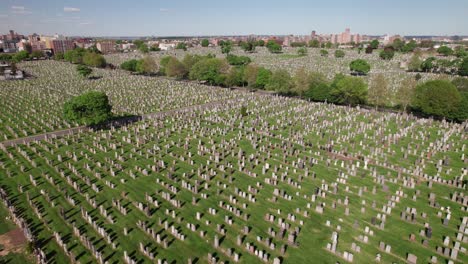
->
[0, 96, 247, 148]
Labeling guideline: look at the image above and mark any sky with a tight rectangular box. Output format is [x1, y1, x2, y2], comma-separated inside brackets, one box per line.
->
[1, 0, 467, 37]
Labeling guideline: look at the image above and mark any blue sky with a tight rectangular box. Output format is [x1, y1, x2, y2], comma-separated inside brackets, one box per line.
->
[1, 0, 467, 36]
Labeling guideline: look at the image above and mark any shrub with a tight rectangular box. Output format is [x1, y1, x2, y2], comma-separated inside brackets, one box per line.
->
[64, 91, 112, 125]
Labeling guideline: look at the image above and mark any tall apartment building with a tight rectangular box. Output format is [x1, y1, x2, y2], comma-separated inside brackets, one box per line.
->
[96, 41, 116, 53]
[51, 39, 75, 54]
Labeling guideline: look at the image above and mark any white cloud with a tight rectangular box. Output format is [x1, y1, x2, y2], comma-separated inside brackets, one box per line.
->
[11, 6, 31, 14]
[11, 6, 25, 11]
[64, 7, 80, 12]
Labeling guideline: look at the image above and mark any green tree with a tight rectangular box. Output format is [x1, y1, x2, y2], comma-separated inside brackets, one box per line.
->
[12, 50, 30, 62]
[368, 74, 389, 108]
[64, 91, 112, 126]
[83, 52, 106, 68]
[370, 40, 379, 49]
[120, 59, 139, 72]
[255, 40, 265, 47]
[325, 42, 332, 49]
[240, 106, 248, 117]
[201, 39, 210, 47]
[266, 69, 293, 94]
[320, 49, 329, 57]
[402, 40, 417, 53]
[334, 50, 345, 58]
[397, 77, 417, 112]
[421, 57, 436, 72]
[437, 46, 453, 56]
[297, 47, 308, 56]
[412, 80, 461, 119]
[176, 43, 187, 51]
[255, 67, 272, 89]
[459, 57, 468, 76]
[226, 54, 252, 66]
[330, 75, 368, 106]
[136, 56, 158, 74]
[408, 54, 422, 72]
[226, 66, 247, 87]
[241, 38, 256, 53]
[30, 50, 44, 59]
[159, 56, 172, 75]
[76, 65, 92, 78]
[220, 41, 232, 54]
[266, 40, 282, 53]
[244, 64, 259, 88]
[54, 52, 64, 60]
[392, 38, 405, 51]
[189, 58, 229, 85]
[365, 46, 373, 54]
[451, 77, 468, 93]
[379, 48, 395, 60]
[165, 57, 188, 79]
[349, 59, 371, 75]
[292, 67, 310, 96]
[139, 44, 149, 53]
[308, 39, 320, 48]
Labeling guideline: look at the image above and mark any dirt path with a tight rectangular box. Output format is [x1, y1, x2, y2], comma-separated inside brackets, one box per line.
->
[0, 228, 27, 256]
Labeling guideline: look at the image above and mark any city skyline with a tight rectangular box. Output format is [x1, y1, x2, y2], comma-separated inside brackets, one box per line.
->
[1, 0, 468, 37]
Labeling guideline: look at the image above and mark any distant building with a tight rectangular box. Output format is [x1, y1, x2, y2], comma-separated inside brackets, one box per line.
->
[0, 40, 17, 52]
[96, 41, 116, 53]
[159, 43, 176, 51]
[330, 28, 362, 44]
[51, 39, 75, 54]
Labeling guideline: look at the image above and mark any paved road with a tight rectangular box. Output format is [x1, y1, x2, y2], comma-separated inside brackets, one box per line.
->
[0, 95, 251, 148]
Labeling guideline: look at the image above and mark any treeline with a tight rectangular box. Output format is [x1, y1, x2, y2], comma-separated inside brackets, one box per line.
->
[0, 50, 46, 63]
[119, 54, 467, 122]
[407, 50, 468, 76]
[54, 48, 107, 68]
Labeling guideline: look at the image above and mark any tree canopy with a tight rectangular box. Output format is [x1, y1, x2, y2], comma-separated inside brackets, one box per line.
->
[334, 50, 345, 58]
[201, 39, 210, 47]
[411, 80, 461, 119]
[330, 75, 368, 106]
[349, 59, 371, 75]
[76, 65, 92, 78]
[63, 91, 112, 126]
[266, 40, 282, 53]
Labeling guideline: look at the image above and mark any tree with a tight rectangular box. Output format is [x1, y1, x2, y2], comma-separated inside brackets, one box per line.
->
[266, 69, 293, 94]
[176, 43, 187, 51]
[454, 46, 467, 58]
[266, 40, 282, 53]
[320, 49, 329, 57]
[120, 59, 139, 72]
[136, 56, 158, 74]
[379, 48, 395, 60]
[201, 39, 210, 47]
[76, 65, 93, 78]
[397, 77, 417, 112]
[402, 40, 417, 53]
[297, 47, 307, 56]
[370, 40, 379, 49]
[437, 46, 454, 56]
[292, 68, 310, 96]
[220, 41, 232, 54]
[189, 58, 229, 85]
[459, 57, 468, 76]
[349, 59, 371, 75]
[83, 52, 106, 68]
[244, 64, 259, 88]
[255, 40, 265, 47]
[12, 51, 30, 62]
[365, 46, 373, 54]
[308, 39, 320, 48]
[241, 39, 256, 53]
[165, 57, 188, 79]
[255, 67, 272, 89]
[421, 57, 436, 72]
[330, 76, 368, 106]
[54, 52, 64, 60]
[325, 42, 332, 49]
[452, 77, 468, 93]
[30, 50, 44, 59]
[392, 38, 405, 51]
[226, 66, 247, 87]
[412, 80, 461, 119]
[226, 55, 251, 66]
[139, 44, 149, 53]
[334, 50, 345, 58]
[408, 54, 422, 72]
[63, 91, 112, 126]
[368, 74, 389, 108]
